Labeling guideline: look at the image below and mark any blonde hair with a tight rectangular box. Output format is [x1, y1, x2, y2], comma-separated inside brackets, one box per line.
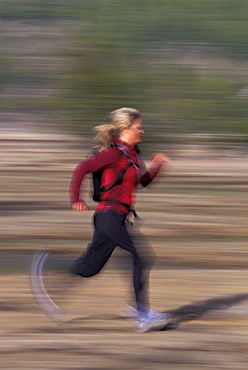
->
[93, 107, 142, 151]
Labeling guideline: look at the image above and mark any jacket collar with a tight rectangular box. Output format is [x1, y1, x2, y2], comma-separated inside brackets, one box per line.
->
[112, 138, 141, 165]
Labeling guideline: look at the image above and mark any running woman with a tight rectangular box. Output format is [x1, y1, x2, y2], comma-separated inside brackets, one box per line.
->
[70, 107, 172, 332]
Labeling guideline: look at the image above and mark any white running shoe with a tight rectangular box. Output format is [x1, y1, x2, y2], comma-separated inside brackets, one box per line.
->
[138, 310, 172, 332]
[30, 249, 69, 326]
[126, 305, 172, 332]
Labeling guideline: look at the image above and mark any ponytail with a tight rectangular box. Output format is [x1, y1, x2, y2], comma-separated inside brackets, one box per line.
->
[93, 107, 141, 151]
[93, 123, 117, 151]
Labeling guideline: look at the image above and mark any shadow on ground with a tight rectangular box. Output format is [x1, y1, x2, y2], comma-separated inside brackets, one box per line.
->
[165, 293, 248, 329]
[58, 293, 248, 332]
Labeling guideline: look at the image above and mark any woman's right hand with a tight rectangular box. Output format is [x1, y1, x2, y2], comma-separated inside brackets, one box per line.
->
[148, 153, 171, 175]
[72, 201, 89, 212]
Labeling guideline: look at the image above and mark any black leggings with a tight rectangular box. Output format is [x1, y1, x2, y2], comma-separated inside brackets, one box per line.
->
[71, 211, 156, 309]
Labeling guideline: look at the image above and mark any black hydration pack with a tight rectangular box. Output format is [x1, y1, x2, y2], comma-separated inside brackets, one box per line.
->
[92, 143, 140, 203]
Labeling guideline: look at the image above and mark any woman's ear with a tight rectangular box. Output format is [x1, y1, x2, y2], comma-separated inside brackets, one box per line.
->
[121, 125, 128, 132]
[119, 126, 129, 135]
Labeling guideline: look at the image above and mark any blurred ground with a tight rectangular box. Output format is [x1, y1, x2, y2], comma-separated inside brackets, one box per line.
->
[0, 123, 248, 369]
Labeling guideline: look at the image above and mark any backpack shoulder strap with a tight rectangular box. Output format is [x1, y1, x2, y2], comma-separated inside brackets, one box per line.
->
[92, 143, 142, 202]
[99, 143, 134, 195]
[115, 143, 140, 169]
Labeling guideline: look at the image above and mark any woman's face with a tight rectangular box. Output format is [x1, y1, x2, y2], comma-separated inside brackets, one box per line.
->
[125, 119, 145, 146]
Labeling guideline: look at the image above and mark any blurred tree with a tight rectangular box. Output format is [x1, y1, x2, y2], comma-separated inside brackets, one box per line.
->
[0, 0, 248, 142]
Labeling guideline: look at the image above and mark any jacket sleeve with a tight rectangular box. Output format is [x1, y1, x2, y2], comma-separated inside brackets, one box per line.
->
[69, 148, 120, 205]
[139, 163, 162, 187]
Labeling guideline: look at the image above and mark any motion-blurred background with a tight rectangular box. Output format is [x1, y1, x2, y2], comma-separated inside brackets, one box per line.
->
[1, 0, 248, 140]
[0, 1, 248, 368]
[1, 0, 247, 262]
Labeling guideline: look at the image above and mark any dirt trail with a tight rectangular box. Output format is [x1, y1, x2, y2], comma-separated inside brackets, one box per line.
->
[1, 124, 248, 369]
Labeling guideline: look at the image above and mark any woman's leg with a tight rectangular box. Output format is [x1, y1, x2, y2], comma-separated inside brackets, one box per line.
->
[71, 215, 117, 277]
[71, 211, 171, 331]
[93, 212, 154, 310]
[126, 221, 157, 311]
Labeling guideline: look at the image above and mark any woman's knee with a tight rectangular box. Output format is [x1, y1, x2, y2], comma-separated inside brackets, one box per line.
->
[134, 249, 157, 271]
[70, 259, 99, 278]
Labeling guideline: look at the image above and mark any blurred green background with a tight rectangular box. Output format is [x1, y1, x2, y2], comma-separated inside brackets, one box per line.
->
[1, 5, 248, 368]
[1, 0, 248, 264]
[1, 0, 248, 147]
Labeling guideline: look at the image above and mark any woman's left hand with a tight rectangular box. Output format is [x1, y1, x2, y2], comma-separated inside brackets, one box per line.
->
[72, 201, 89, 212]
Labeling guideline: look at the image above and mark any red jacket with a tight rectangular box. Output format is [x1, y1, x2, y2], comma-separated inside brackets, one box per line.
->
[69, 138, 161, 215]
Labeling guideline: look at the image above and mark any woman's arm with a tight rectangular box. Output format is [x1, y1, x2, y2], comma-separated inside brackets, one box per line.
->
[140, 153, 171, 187]
[69, 147, 121, 211]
